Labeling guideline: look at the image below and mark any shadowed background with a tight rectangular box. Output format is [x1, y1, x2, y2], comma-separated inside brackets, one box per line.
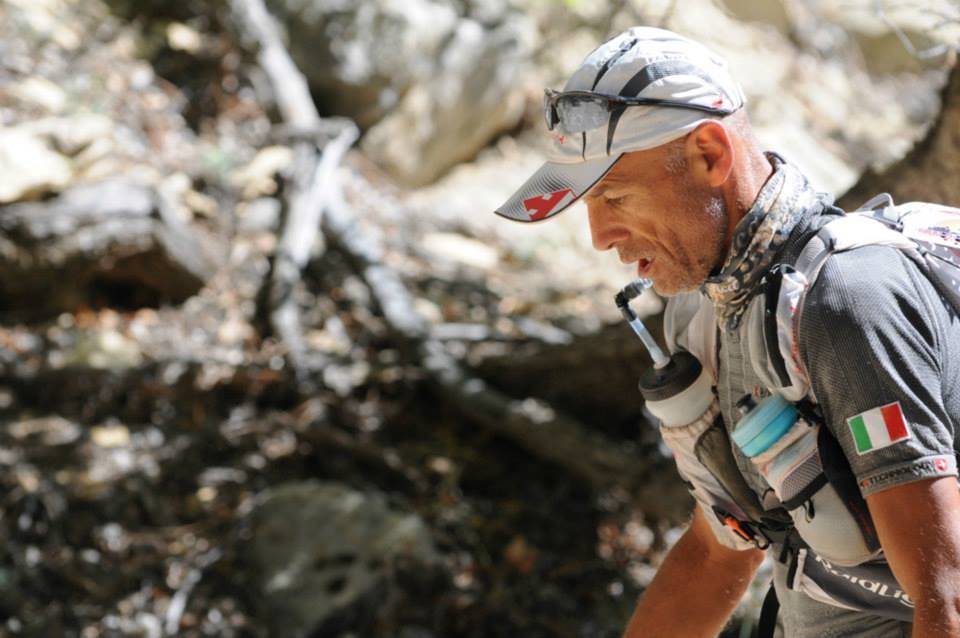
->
[0, 0, 957, 636]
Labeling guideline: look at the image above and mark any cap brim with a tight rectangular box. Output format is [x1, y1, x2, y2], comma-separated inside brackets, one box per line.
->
[493, 153, 622, 223]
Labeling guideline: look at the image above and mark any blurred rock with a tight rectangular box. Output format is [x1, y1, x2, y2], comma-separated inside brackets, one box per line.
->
[64, 331, 143, 371]
[166, 22, 204, 54]
[237, 198, 282, 234]
[721, 0, 792, 33]
[6, 76, 68, 114]
[0, 127, 73, 203]
[8, 416, 82, 447]
[361, 16, 536, 186]
[231, 145, 293, 200]
[421, 232, 499, 270]
[90, 422, 132, 447]
[266, 0, 537, 186]
[1, 0, 211, 211]
[323, 360, 371, 397]
[0, 178, 221, 322]
[809, 0, 960, 75]
[841, 65, 960, 209]
[266, 0, 460, 127]
[23, 114, 115, 158]
[247, 481, 442, 637]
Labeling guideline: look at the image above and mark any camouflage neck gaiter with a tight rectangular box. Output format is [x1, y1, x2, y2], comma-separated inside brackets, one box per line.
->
[702, 153, 826, 330]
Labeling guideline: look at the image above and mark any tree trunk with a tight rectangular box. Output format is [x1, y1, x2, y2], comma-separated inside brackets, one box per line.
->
[839, 64, 960, 209]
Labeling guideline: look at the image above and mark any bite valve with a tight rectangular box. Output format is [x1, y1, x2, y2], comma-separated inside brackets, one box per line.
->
[615, 279, 670, 369]
[616, 279, 710, 419]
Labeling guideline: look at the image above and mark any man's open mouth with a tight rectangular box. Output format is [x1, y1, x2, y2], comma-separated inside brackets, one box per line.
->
[637, 257, 653, 276]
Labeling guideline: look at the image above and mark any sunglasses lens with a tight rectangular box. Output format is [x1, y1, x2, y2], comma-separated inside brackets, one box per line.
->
[555, 94, 609, 134]
[543, 93, 558, 130]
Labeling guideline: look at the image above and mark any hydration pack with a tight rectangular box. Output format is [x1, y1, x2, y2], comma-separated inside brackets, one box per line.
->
[658, 194, 960, 624]
[756, 196, 960, 622]
[766, 193, 960, 402]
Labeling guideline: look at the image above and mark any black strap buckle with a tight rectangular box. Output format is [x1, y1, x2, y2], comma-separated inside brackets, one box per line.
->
[712, 506, 771, 550]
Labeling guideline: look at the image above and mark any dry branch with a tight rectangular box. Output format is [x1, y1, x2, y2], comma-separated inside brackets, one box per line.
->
[232, 0, 359, 384]
[231, 0, 690, 522]
[0, 177, 219, 322]
[322, 209, 690, 521]
[288, 397, 427, 493]
[229, 0, 317, 129]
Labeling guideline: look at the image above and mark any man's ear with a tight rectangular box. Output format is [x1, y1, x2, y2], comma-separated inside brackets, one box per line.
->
[684, 121, 734, 188]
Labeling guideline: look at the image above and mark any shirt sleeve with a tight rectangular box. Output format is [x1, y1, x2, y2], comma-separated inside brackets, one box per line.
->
[798, 245, 958, 497]
[663, 291, 716, 377]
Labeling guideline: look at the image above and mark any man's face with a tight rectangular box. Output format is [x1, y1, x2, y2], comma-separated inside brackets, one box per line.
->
[583, 146, 729, 296]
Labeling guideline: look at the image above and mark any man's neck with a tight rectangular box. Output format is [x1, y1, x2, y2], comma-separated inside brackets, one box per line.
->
[722, 150, 776, 248]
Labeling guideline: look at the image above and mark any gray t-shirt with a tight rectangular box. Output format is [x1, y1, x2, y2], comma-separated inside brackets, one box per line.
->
[768, 242, 960, 638]
[799, 244, 960, 496]
[663, 234, 960, 637]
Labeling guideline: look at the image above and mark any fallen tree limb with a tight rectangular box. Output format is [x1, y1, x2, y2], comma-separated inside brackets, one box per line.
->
[164, 548, 223, 636]
[230, 0, 691, 523]
[0, 177, 220, 323]
[323, 207, 690, 521]
[266, 126, 358, 384]
[290, 398, 427, 495]
[229, 0, 317, 130]
[475, 320, 663, 436]
[232, 0, 358, 385]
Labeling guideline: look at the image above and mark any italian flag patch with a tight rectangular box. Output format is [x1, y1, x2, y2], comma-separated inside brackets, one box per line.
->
[846, 401, 911, 455]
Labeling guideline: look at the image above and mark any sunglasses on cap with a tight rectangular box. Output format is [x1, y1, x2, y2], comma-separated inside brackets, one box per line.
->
[543, 88, 736, 135]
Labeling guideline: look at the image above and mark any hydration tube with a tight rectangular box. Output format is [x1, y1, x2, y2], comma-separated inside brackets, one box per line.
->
[614, 278, 670, 369]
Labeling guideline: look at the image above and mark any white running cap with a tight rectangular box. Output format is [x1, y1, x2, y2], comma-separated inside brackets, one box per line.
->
[494, 27, 745, 223]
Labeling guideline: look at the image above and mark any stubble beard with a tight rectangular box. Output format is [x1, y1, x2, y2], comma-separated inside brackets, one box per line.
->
[653, 193, 729, 297]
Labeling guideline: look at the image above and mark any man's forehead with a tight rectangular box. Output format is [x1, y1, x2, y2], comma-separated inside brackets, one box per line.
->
[586, 149, 681, 202]
[586, 180, 616, 200]
[586, 158, 643, 198]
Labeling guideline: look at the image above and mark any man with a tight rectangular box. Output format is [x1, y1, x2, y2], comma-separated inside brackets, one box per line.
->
[494, 27, 960, 637]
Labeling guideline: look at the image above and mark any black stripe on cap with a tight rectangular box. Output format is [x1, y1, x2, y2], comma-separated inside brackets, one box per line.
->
[604, 59, 727, 155]
[619, 59, 724, 99]
[605, 105, 628, 155]
[591, 37, 638, 90]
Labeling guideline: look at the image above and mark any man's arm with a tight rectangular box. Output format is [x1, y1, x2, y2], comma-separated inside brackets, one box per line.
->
[623, 504, 764, 638]
[867, 477, 960, 637]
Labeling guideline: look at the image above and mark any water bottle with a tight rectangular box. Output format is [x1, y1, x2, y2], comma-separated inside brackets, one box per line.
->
[615, 280, 713, 426]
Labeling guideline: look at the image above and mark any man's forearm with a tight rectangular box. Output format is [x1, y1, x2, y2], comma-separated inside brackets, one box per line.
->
[623, 508, 763, 638]
[867, 477, 960, 638]
[911, 594, 960, 637]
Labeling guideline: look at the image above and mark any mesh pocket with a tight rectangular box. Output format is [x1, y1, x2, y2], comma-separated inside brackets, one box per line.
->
[778, 449, 822, 504]
[757, 422, 820, 505]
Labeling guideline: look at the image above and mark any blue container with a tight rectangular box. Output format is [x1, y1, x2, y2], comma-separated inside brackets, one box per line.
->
[731, 395, 798, 458]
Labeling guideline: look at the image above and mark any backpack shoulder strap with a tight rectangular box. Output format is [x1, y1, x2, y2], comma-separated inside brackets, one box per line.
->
[763, 213, 916, 399]
[893, 201, 960, 313]
[795, 213, 915, 277]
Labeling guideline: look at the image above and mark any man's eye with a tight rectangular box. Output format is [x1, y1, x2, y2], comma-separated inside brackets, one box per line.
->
[607, 195, 626, 206]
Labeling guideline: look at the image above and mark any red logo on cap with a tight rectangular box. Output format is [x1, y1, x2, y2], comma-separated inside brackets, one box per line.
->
[936, 457, 949, 472]
[523, 188, 573, 221]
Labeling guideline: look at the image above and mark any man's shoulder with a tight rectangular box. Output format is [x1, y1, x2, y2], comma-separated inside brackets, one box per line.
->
[795, 243, 952, 369]
[801, 244, 932, 324]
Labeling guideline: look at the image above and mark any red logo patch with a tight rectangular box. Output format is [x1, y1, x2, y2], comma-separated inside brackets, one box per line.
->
[522, 188, 573, 221]
[712, 97, 724, 107]
[935, 457, 949, 472]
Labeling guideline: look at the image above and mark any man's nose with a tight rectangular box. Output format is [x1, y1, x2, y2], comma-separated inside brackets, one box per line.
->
[587, 203, 629, 251]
